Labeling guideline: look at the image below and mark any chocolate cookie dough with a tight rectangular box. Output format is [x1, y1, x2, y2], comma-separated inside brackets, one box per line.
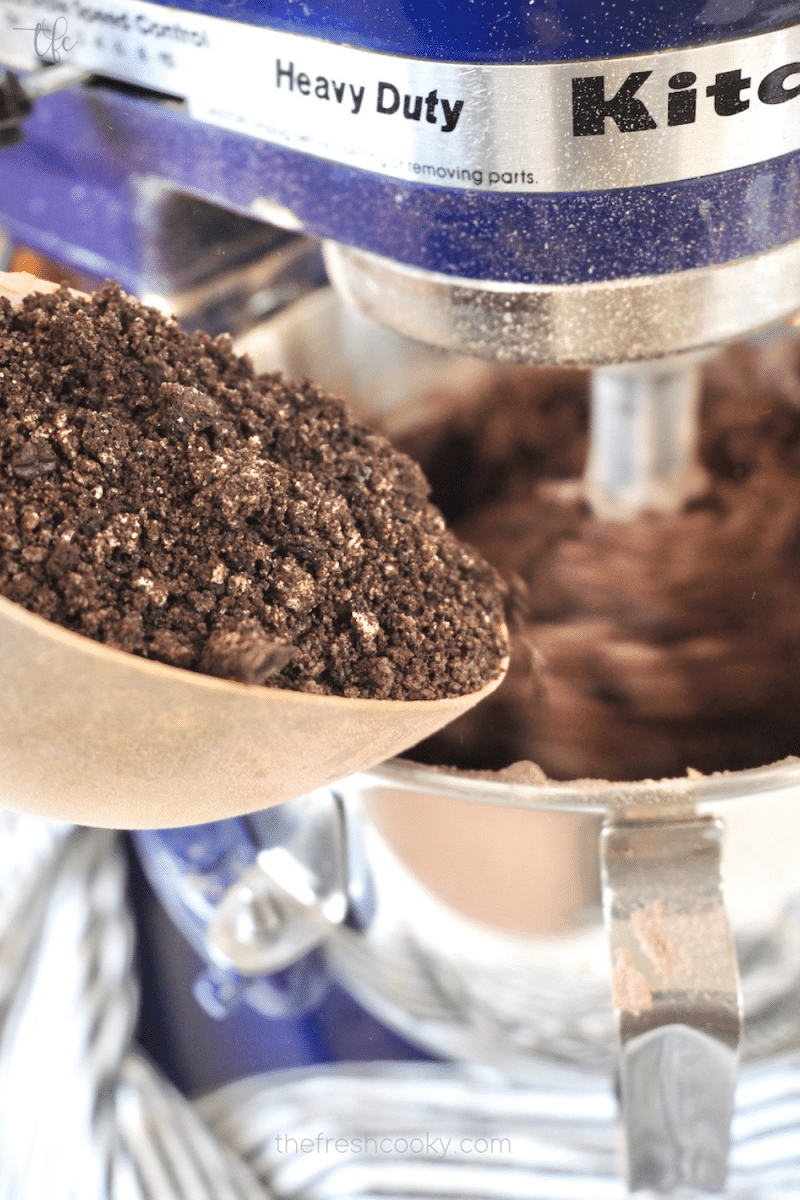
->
[403, 342, 800, 780]
[0, 283, 507, 701]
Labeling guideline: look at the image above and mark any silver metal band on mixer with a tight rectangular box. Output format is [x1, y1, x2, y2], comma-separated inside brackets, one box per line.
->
[325, 240, 800, 519]
[324, 239, 800, 367]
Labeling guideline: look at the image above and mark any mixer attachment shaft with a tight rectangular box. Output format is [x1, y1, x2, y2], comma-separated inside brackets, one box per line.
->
[585, 355, 710, 521]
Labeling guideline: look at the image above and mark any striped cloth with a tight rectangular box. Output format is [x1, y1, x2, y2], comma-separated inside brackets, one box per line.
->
[0, 816, 799, 1199]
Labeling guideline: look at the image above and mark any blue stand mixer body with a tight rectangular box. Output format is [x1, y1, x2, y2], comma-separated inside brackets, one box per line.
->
[0, 0, 799, 292]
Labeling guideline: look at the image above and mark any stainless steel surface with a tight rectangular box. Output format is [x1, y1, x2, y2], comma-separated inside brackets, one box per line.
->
[206, 789, 348, 975]
[326, 787, 613, 1077]
[586, 356, 709, 518]
[324, 240, 800, 366]
[321, 768, 800, 1080]
[362, 753, 800, 817]
[4, 6, 800, 194]
[602, 819, 742, 1192]
[206, 859, 335, 976]
[18, 63, 89, 100]
[137, 234, 324, 338]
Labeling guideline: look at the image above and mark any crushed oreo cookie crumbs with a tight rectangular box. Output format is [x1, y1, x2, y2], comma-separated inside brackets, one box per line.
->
[0, 283, 507, 700]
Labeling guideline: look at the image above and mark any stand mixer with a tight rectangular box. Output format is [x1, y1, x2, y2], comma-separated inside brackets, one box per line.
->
[2, 1, 800, 1195]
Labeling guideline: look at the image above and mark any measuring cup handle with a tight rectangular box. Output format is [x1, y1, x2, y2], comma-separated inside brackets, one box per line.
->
[601, 816, 742, 1193]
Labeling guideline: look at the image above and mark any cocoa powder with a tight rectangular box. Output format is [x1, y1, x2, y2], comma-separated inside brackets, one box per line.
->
[0, 284, 507, 700]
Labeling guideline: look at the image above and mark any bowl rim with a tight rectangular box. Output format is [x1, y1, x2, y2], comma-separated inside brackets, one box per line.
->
[361, 753, 800, 814]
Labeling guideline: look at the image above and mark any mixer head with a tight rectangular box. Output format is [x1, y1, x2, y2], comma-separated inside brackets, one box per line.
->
[2, 2, 799, 516]
[0, 2, 798, 361]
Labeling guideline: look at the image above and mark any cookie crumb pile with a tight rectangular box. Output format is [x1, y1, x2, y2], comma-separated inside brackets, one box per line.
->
[0, 284, 507, 700]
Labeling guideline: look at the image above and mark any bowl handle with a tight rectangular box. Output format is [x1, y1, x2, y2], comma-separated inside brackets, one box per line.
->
[601, 816, 742, 1193]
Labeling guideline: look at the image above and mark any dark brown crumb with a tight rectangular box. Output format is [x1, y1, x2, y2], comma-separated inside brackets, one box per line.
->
[0, 283, 507, 700]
